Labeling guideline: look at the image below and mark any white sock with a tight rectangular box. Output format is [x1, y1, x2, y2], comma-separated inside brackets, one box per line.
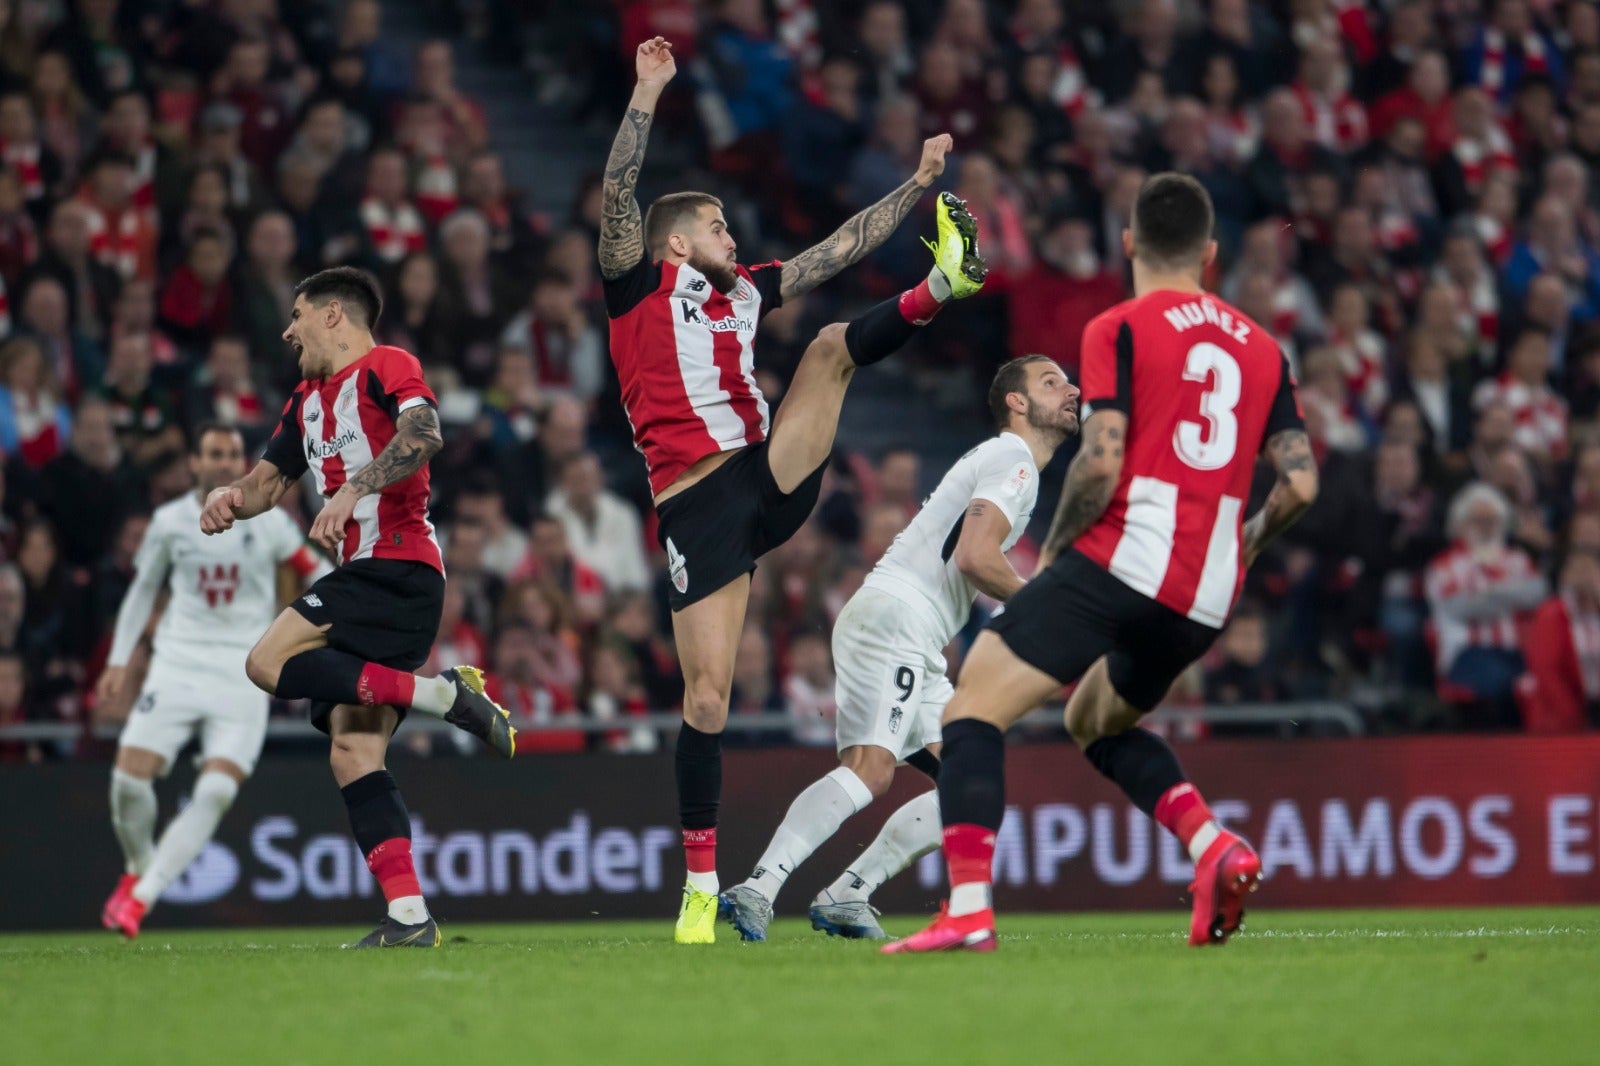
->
[407, 675, 457, 718]
[1187, 820, 1222, 864]
[686, 870, 719, 895]
[388, 895, 430, 924]
[110, 769, 157, 876]
[926, 264, 953, 302]
[133, 771, 239, 908]
[949, 881, 991, 918]
[744, 767, 873, 903]
[821, 789, 941, 905]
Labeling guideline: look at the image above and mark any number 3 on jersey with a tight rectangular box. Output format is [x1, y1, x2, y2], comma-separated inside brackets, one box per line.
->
[1173, 342, 1241, 470]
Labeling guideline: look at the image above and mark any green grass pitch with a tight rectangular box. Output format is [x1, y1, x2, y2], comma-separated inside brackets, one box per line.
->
[5, 907, 1597, 1065]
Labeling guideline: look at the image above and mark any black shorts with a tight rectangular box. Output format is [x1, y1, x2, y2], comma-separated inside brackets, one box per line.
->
[988, 549, 1222, 713]
[289, 558, 446, 733]
[655, 441, 826, 611]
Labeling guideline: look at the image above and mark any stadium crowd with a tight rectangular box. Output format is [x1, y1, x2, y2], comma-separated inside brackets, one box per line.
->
[4, 0, 1600, 766]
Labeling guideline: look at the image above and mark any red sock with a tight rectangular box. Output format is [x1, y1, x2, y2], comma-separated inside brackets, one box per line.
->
[366, 837, 422, 902]
[1154, 783, 1215, 851]
[357, 663, 416, 708]
[898, 278, 945, 325]
[943, 823, 997, 888]
[683, 827, 716, 874]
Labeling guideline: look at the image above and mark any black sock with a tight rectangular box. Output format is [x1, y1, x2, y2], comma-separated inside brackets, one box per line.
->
[904, 747, 941, 781]
[1083, 728, 1188, 816]
[844, 297, 918, 367]
[340, 770, 411, 854]
[275, 647, 366, 703]
[936, 718, 1006, 830]
[676, 722, 722, 829]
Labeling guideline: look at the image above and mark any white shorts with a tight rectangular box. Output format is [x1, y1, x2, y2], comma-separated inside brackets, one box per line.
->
[118, 665, 269, 776]
[831, 586, 951, 761]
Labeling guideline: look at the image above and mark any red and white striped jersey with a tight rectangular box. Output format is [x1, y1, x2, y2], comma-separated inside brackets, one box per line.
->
[1424, 541, 1543, 671]
[1471, 371, 1569, 460]
[262, 344, 443, 572]
[1074, 290, 1305, 628]
[604, 257, 784, 495]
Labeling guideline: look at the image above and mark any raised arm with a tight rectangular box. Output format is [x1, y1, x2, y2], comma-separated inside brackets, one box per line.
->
[1038, 411, 1128, 567]
[200, 457, 298, 535]
[598, 37, 677, 280]
[779, 134, 951, 301]
[1242, 429, 1320, 566]
[308, 404, 444, 552]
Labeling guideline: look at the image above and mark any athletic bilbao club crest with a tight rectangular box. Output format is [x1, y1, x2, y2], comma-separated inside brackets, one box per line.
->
[666, 538, 688, 595]
[198, 563, 242, 606]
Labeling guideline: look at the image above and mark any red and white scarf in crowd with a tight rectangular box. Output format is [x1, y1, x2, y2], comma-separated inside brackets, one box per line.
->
[774, 0, 821, 71]
[1453, 125, 1516, 195]
[1442, 266, 1500, 348]
[1475, 213, 1513, 263]
[1292, 82, 1368, 153]
[1049, 45, 1093, 118]
[0, 274, 11, 336]
[1481, 27, 1549, 96]
[412, 152, 458, 226]
[1329, 327, 1387, 415]
[1332, 0, 1378, 63]
[1269, 273, 1303, 337]
[359, 198, 426, 263]
[84, 203, 142, 278]
[0, 139, 42, 201]
[130, 140, 157, 219]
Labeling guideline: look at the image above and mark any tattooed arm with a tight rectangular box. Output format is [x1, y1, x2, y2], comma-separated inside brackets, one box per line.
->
[1038, 412, 1128, 568]
[598, 38, 677, 280]
[1242, 429, 1319, 566]
[308, 405, 444, 552]
[201, 458, 299, 533]
[779, 134, 953, 301]
[952, 499, 1026, 601]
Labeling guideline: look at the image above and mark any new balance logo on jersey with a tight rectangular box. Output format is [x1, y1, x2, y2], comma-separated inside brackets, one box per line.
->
[302, 593, 323, 608]
[304, 409, 320, 423]
[198, 563, 241, 607]
[685, 278, 707, 292]
[307, 429, 358, 459]
[666, 538, 688, 594]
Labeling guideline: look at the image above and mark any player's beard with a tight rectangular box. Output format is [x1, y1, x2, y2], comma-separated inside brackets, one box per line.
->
[687, 251, 739, 294]
[1026, 396, 1079, 438]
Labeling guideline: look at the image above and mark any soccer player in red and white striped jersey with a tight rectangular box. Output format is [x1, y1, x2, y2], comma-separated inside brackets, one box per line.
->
[887, 174, 1320, 955]
[198, 267, 516, 948]
[600, 38, 989, 943]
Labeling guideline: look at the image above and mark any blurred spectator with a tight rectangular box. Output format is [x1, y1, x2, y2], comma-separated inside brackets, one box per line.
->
[1471, 328, 1569, 466]
[0, 648, 37, 763]
[1398, 331, 1473, 456]
[1517, 548, 1600, 732]
[39, 395, 143, 568]
[489, 621, 584, 755]
[96, 330, 181, 467]
[1425, 482, 1547, 724]
[516, 512, 605, 628]
[156, 226, 232, 351]
[381, 251, 455, 366]
[1101, 0, 1181, 105]
[606, 590, 683, 711]
[1291, 38, 1367, 155]
[108, 277, 176, 367]
[727, 624, 787, 746]
[188, 102, 269, 216]
[458, 151, 540, 274]
[1008, 213, 1124, 372]
[1204, 607, 1284, 705]
[453, 474, 529, 581]
[546, 451, 649, 593]
[0, 335, 70, 468]
[283, 97, 364, 207]
[783, 630, 836, 746]
[587, 640, 656, 754]
[497, 580, 583, 694]
[914, 41, 986, 152]
[77, 151, 157, 281]
[208, 35, 291, 172]
[185, 335, 269, 444]
[1247, 88, 1340, 222]
[336, 0, 409, 102]
[1463, 0, 1564, 106]
[0, 91, 61, 223]
[437, 208, 520, 386]
[234, 210, 298, 365]
[31, 51, 94, 178]
[498, 269, 604, 403]
[857, 1, 914, 103]
[413, 40, 489, 158]
[18, 274, 100, 401]
[782, 55, 866, 230]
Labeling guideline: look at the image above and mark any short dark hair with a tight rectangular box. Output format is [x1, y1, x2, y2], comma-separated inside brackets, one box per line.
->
[987, 355, 1057, 430]
[1132, 173, 1215, 269]
[294, 266, 383, 329]
[191, 422, 243, 453]
[643, 191, 723, 258]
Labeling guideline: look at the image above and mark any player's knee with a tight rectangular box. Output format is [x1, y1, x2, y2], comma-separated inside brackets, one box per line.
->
[193, 770, 240, 815]
[812, 322, 851, 368]
[328, 733, 381, 781]
[244, 644, 281, 694]
[681, 684, 729, 731]
[856, 760, 896, 798]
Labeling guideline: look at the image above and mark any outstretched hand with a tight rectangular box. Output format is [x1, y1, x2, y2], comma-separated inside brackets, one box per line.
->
[636, 37, 676, 88]
[915, 134, 954, 187]
[200, 486, 244, 535]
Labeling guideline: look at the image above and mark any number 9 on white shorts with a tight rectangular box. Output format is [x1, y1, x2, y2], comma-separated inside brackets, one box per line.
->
[830, 587, 952, 761]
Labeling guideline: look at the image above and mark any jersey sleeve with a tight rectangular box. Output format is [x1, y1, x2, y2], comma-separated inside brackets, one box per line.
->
[369, 347, 437, 417]
[107, 515, 172, 667]
[1262, 349, 1307, 443]
[1079, 314, 1132, 417]
[748, 261, 785, 318]
[969, 446, 1037, 529]
[260, 392, 309, 479]
[602, 257, 663, 318]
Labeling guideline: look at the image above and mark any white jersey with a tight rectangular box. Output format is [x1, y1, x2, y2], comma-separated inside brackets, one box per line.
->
[108, 494, 318, 678]
[863, 432, 1040, 640]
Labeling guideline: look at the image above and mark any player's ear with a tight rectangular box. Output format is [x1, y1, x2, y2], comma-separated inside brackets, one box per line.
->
[324, 298, 342, 327]
[1202, 239, 1218, 268]
[1121, 227, 1134, 260]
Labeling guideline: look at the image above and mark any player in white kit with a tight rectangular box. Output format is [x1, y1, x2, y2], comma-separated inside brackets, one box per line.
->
[719, 357, 1079, 940]
[99, 424, 329, 938]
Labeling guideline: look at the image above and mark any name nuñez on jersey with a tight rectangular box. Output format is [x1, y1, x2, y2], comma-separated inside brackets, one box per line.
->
[1162, 297, 1252, 344]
